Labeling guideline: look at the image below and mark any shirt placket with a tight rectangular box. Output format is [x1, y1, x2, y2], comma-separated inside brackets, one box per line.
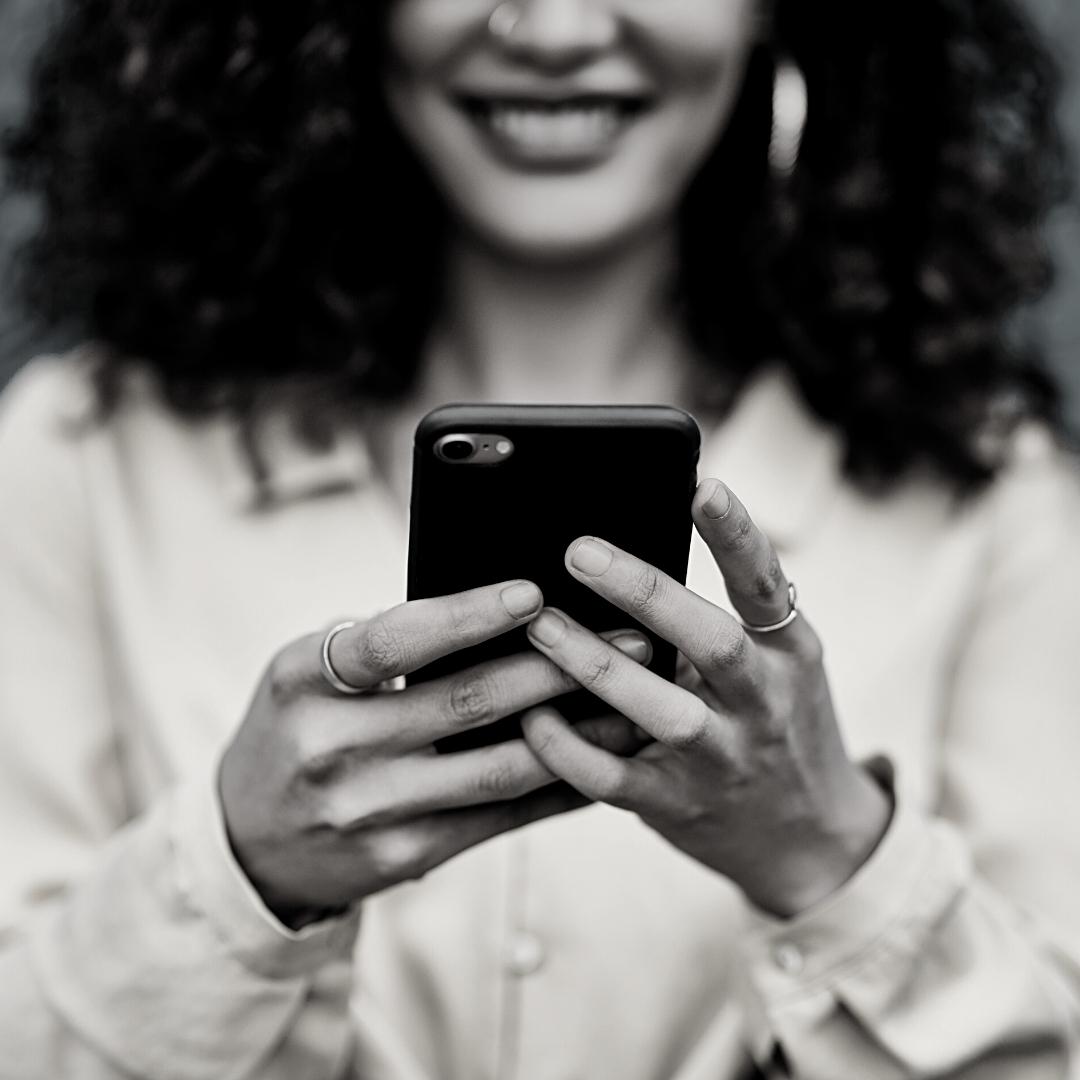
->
[494, 831, 546, 1080]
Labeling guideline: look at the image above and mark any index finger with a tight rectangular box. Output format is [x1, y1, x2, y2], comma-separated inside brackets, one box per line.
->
[326, 580, 543, 691]
[692, 480, 809, 650]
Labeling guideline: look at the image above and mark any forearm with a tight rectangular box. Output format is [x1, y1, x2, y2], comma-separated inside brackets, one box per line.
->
[0, 772, 360, 1080]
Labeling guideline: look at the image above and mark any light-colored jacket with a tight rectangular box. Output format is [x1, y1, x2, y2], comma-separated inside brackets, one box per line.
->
[2, 352, 1079, 1079]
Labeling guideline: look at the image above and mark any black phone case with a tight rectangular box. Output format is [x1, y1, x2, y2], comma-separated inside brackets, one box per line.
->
[407, 404, 701, 752]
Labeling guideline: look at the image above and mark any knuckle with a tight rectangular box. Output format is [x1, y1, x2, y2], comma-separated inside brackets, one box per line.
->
[628, 564, 664, 619]
[318, 789, 377, 833]
[297, 740, 341, 787]
[756, 707, 794, 752]
[702, 626, 750, 673]
[266, 644, 305, 703]
[796, 629, 825, 669]
[313, 788, 354, 832]
[448, 670, 498, 728]
[577, 649, 616, 692]
[368, 830, 427, 886]
[583, 760, 637, 809]
[753, 555, 785, 603]
[357, 617, 408, 681]
[472, 757, 521, 802]
[666, 700, 711, 751]
[445, 595, 485, 641]
[720, 510, 755, 553]
[525, 716, 559, 758]
[706, 721, 744, 774]
[294, 726, 375, 797]
[351, 800, 396, 833]
[298, 737, 368, 796]
[592, 766, 630, 805]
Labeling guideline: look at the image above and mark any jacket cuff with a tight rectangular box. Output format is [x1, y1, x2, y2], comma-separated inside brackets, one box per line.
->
[31, 766, 360, 1080]
[737, 759, 969, 1011]
[172, 761, 361, 980]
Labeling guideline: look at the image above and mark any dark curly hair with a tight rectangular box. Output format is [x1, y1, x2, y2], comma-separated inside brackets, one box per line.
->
[4, 0, 1072, 492]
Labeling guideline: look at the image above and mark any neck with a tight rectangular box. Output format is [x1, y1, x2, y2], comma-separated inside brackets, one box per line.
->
[420, 227, 696, 406]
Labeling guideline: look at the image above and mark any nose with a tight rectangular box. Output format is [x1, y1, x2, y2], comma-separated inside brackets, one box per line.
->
[492, 0, 619, 68]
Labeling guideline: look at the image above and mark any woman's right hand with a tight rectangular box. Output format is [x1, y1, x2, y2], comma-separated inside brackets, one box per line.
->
[218, 580, 650, 927]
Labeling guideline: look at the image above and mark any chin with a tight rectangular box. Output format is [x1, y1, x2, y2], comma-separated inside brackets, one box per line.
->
[479, 226, 635, 265]
[460, 195, 667, 267]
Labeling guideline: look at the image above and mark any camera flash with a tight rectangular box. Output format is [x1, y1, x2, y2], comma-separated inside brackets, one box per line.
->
[496, 440, 512, 455]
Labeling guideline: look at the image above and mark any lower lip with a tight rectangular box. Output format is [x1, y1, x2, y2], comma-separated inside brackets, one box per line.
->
[458, 101, 645, 170]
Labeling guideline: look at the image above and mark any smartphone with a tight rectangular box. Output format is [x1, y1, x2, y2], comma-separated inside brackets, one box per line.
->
[407, 404, 701, 753]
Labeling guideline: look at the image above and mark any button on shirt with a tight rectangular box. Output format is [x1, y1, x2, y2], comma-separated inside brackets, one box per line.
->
[770, 943, 804, 977]
[507, 933, 546, 978]
[2, 353, 1080, 1080]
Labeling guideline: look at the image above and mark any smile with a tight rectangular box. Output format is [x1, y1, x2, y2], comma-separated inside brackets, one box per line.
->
[456, 95, 652, 167]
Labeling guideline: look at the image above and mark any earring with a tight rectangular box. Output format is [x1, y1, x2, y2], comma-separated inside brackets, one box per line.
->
[488, 3, 522, 43]
[769, 57, 807, 177]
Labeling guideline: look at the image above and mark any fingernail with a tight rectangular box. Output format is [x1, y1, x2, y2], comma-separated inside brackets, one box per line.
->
[702, 481, 731, 519]
[529, 609, 566, 647]
[610, 634, 651, 664]
[502, 582, 541, 620]
[569, 538, 613, 577]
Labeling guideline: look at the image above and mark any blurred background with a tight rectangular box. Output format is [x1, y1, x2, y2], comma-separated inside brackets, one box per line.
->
[1, 0, 1077, 420]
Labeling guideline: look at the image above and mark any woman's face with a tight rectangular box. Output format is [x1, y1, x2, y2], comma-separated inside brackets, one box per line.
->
[384, 0, 763, 262]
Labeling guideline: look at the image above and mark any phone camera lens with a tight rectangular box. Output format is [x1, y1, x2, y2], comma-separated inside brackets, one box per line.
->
[438, 436, 476, 462]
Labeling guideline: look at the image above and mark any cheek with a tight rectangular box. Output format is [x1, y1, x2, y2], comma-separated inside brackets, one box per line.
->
[636, 8, 760, 194]
[382, 1, 489, 171]
[641, 0, 759, 99]
[384, 0, 485, 74]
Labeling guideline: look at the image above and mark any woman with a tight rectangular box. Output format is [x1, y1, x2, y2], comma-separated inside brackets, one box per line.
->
[2, 1, 1078, 1077]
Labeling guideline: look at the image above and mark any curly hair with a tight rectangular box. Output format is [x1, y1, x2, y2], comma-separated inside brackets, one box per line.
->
[4, 0, 1071, 493]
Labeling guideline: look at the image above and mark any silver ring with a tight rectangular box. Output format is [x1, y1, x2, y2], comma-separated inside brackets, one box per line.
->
[488, 2, 521, 41]
[739, 583, 800, 634]
[320, 621, 369, 695]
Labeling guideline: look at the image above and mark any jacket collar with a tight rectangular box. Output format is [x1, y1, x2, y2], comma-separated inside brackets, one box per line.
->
[98, 355, 379, 512]
[214, 410, 375, 511]
[216, 366, 843, 551]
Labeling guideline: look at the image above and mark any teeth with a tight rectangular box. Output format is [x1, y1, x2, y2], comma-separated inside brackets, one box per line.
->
[485, 105, 622, 151]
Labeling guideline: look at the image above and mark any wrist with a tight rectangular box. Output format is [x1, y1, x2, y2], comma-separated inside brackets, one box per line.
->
[746, 766, 893, 919]
[176, 769, 362, 979]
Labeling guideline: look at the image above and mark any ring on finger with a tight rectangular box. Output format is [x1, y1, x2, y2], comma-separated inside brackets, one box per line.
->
[739, 583, 800, 634]
[320, 621, 371, 695]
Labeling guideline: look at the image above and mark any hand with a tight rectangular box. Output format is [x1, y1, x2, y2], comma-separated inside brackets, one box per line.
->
[219, 581, 651, 927]
[520, 480, 892, 919]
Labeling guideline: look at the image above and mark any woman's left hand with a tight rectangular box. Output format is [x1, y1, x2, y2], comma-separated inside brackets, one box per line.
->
[521, 479, 892, 918]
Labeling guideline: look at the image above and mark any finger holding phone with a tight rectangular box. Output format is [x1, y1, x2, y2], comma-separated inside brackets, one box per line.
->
[522, 479, 893, 919]
[218, 582, 650, 928]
